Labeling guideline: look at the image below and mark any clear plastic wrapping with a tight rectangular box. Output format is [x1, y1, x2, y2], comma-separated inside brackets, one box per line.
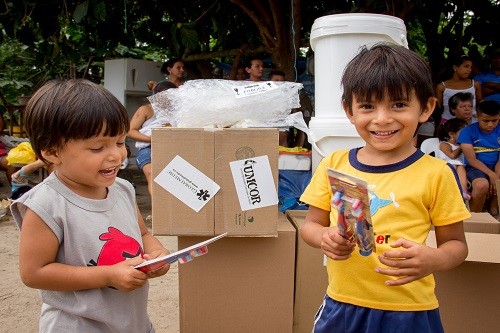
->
[149, 79, 303, 128]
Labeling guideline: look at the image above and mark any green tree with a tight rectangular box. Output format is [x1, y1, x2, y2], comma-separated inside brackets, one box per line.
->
[1, 0, 499, 103]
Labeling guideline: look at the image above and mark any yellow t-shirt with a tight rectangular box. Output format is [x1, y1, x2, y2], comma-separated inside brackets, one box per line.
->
[300, 149, 470, 311]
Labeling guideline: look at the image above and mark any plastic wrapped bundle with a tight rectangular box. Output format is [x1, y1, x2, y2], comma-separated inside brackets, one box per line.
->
[149, 79, 303, 128]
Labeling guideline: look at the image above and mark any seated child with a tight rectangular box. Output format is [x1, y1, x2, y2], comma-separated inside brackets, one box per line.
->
[436, 118, 470, 200]
[457, 99, 500, 214]
[449, 92, 475, 125]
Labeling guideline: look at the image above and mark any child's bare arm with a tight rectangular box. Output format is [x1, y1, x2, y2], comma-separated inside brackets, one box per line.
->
[12, 160, 49, 181]
[19, 209, 149, 292]
[439, 142, 462, 159]
[376, 222, 467, 286]
[300, 205, 355, 260]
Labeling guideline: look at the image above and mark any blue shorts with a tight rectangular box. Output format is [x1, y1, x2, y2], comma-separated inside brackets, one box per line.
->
[135, 146, 151, 170]
[313, 295, 444, 333]
[466, 164, 494, 183]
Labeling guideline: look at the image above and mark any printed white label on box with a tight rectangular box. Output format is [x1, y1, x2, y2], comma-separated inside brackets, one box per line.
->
[154, 155, 220, 212]
[230, 155, 278, 211]
[230, 81, 279, 98]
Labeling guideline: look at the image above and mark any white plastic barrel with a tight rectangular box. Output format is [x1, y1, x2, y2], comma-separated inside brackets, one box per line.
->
[308, 13, 407, 171]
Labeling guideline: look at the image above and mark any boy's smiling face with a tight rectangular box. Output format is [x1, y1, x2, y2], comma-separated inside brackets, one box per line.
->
[42, 129, 128, 199]
[344, 90, 435, 164]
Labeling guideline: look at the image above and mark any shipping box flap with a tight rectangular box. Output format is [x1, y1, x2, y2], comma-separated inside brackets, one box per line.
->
[427, 230, 500, 263]
[151, 127, 215, 235]
[214, 128, 278, 236]
[463, 212, 500, 233]
[430, 212, 500, 233]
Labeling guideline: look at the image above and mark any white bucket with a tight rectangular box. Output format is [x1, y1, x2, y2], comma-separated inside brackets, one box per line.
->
[308, 117, 364, 169]
[309, 14, 407, 171]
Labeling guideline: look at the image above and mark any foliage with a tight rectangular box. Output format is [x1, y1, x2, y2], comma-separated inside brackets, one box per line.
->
[0, 36, 36, 103]
[0, 0, 499, 102]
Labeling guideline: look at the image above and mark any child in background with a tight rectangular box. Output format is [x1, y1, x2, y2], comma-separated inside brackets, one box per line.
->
[436, 118, 470, 200]
[457, 99, 500, 215]
[11, 79, 170, 332]
[300, 44, 469, 333]
[268, 70, 286, 81]
[449, 92, 476, 125]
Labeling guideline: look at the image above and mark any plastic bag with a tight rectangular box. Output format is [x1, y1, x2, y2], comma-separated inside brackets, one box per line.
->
[6, 142, 37, 165]
[149, 79, 303, 128]
[278, 170, 312, 212]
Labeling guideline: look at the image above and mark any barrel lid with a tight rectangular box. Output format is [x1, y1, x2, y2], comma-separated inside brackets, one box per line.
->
[310, 13, 406, 50]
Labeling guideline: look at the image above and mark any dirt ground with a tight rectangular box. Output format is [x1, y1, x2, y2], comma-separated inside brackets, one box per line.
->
[0, 163, 180, 332]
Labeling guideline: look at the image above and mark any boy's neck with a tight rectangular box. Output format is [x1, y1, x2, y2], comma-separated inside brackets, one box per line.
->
[356, 145, 418, 166]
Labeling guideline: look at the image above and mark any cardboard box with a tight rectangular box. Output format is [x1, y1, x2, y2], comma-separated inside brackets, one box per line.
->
[152, 127, 279, 237]
[286, 210, 328, 333]
[463, 212, 500, 233]
[430, 212, 500, 233]
[178, 215, 296, 333]
[426, 218, 500, 333]
[496, 179, 500, 213]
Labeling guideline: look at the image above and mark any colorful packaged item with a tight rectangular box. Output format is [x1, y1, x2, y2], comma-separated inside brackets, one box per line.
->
[327, 168, 376, 256]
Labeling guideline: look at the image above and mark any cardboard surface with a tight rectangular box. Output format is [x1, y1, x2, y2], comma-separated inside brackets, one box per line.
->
[151, 127, 279, 236]
[430, 212, 500, 233]
[214, 129, 279, 236]
[178, 215, 296, 333]
[426, 220, 500, 333]
[286, 210, 328, 333]
[151, 128, 214, 235]
[461, 212, 499, 233]
[497, 179, 500, 213]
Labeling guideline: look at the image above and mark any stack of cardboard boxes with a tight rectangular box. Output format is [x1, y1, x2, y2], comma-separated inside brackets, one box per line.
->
[427, 212, 500, 333]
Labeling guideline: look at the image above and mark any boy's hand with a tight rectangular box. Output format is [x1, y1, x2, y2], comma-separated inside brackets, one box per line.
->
[321, 227, 356, 260]
[375, 238, 436, 286]
[108, 256, 148, 291]
[142, 249, 171, 278]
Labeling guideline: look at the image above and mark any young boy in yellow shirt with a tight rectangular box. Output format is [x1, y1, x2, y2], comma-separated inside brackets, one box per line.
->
[300, 44, 470, 333]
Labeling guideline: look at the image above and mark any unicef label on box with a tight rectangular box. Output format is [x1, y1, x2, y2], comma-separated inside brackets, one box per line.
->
[230, 155, 278, 211]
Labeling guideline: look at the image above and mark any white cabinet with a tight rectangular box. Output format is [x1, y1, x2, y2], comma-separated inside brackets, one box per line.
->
[104, 58, 164, 102]
[104, 59, 165, 156]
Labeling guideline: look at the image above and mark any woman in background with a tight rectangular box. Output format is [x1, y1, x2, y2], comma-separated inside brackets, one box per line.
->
[161, 58, 185, 87]
[435, 55, 482, 124]
[128, 81, 177, 195]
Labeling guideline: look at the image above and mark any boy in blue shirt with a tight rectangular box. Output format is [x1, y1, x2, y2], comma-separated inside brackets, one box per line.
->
[457, 99, 500, 214]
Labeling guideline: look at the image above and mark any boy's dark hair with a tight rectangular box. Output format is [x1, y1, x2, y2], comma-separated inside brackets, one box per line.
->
[24, 79, 129, 162]
[161, 58, 184, 75]
[341, 43, 434, 113]
[476, 100, 500, 116]
[153, 80, 177, 94]
[477, 100, 500, 116]
[268, 70, 286, 80]
[438, 118, 467, 141]
[449, 92, 473, 114]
